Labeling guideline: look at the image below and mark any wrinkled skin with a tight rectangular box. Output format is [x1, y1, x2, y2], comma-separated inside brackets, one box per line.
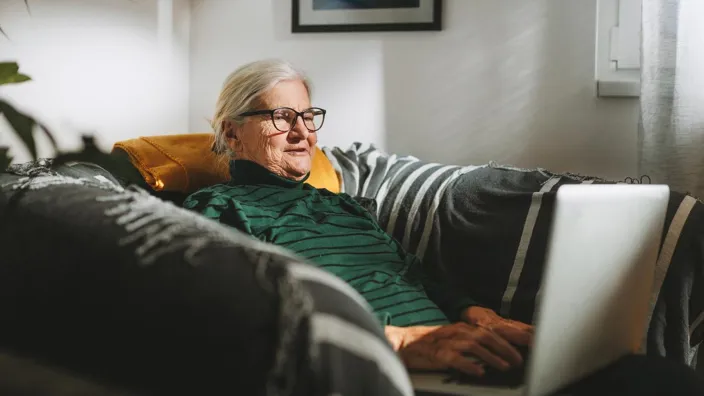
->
[224, 79, 317, 181]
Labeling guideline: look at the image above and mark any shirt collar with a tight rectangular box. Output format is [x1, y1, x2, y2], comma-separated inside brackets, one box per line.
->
[229, 159, 310, 189]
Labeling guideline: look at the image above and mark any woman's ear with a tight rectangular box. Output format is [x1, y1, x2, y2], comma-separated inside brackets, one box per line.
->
[223, 120, 238, 140]
[223, 120, 242, 155]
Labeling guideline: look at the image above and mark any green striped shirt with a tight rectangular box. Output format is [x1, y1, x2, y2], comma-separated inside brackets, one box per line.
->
[183, 160, 475, 327]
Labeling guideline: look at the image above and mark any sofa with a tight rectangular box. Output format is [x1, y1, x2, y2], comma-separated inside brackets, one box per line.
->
[0, 133, 702, 395]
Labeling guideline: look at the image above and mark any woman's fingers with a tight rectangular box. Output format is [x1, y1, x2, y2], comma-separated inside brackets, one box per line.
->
[401, 348, 445, 371]
[434, 323, 524, 367]
[508, 319, 534, 333]
[438, 339, 510, 371]
[446, 355, 486, 377]
[432, 345, 486, 377]
[438, 323, 523, 367]
[468, 326, 524, 367]
[402, 341, 486, 377]
[492, 323, 533, 347]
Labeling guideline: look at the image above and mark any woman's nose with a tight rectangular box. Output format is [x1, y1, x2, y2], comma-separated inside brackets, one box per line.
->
[289, 116, 309, 139]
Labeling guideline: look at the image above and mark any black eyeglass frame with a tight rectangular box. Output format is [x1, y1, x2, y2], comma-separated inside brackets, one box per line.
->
[238, 107, 327, 133]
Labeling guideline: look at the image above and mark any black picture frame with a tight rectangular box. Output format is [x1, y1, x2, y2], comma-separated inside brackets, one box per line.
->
[292, 0, 443, 33]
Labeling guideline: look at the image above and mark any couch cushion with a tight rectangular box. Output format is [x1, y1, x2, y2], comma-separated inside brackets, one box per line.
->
[5, 158, 121, 186]
[0, 166, 299, 394]
[112, 133, 341, 194]
[0, 163, 411, 396]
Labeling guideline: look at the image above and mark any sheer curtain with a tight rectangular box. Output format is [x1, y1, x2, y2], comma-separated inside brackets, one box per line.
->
[639, 0, 704, 198]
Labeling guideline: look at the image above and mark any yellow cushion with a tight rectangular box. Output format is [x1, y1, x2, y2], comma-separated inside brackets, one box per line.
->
[112, 133, 341, 194]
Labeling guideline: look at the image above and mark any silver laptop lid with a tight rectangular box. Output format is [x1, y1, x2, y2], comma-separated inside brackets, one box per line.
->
[525, 184, 669, 396]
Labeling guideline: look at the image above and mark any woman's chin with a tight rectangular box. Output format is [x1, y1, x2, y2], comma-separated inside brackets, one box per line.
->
[284, 156, 312, 178]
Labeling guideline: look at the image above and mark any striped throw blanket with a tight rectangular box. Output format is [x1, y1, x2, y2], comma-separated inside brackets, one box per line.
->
[323, 143, 703, 368]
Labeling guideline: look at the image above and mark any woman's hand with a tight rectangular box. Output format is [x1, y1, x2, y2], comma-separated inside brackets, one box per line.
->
[385, 323, 524, 377]
[461, 306, 534, 347]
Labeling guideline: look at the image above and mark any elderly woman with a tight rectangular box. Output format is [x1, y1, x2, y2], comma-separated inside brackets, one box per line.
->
[184, 60, 704, 393]
[183, 59, 531, 376]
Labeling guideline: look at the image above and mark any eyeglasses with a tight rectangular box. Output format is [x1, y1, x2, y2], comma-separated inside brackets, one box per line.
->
[238, 107, 326, 133]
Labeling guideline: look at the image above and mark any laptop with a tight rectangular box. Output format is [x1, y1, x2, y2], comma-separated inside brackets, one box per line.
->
[410, 184, 669, 396]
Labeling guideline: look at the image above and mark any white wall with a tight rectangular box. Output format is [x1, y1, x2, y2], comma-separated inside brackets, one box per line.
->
[189, 0, 386, 153]
[1, 0, 640, 179]
[0, 0, 191, 163]
[189, 0, 639, 179]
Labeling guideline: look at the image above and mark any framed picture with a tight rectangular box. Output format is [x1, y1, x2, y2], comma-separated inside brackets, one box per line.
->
[292, 0, 443, 33]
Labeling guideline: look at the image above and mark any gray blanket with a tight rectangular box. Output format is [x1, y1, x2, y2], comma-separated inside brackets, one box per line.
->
[323, 143, 703, 368]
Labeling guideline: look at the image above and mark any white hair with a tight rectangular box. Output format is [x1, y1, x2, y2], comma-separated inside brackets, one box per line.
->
[211, 59, 311, 156]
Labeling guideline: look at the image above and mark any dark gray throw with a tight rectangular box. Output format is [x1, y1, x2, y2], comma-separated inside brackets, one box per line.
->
[1, 160, 413, 396]
[324, 143, 703, 369]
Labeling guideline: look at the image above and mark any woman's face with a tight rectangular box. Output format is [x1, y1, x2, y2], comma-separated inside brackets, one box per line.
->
[227, 79, 318, 181]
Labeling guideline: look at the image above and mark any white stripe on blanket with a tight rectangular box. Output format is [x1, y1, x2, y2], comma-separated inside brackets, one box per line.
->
[415, 166, 480, 261]
[501, 176, 562, 317]
[360, 151, 382, 197]
[312, 313, 413, 396]
[321, 147, 349, 193]
[375, 160, 417, 213]
[641, 195, 697, 353]
[401, 165, 458, 250]
[386, 163, 440, 238]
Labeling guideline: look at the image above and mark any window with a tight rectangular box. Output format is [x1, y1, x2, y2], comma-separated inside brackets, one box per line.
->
[595, 0, 641, 97]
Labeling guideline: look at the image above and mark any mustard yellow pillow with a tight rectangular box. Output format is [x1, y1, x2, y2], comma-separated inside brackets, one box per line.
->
[112, 133, 341, 194]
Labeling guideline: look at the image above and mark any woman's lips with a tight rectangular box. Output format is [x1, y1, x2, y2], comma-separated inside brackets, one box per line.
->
[285, 148, 308, 156]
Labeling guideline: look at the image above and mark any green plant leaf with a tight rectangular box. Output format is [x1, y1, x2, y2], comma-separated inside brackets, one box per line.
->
[0, 62, 31, 85]
[2, 74, 31, 85]
[0, 147, 11, 170]
[0, 99, 57, 160]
